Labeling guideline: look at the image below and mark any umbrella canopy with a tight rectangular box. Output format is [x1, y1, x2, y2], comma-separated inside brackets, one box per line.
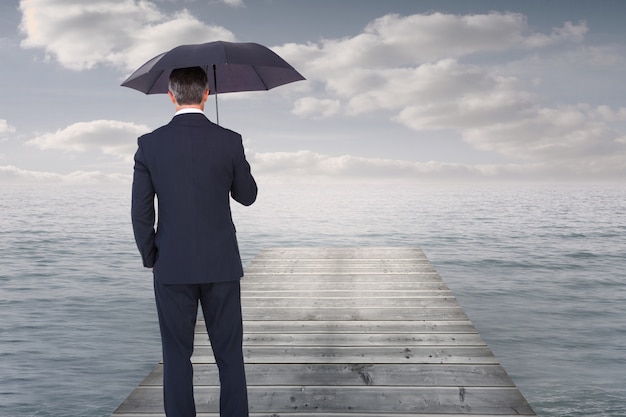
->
[121, 40, 305, 95]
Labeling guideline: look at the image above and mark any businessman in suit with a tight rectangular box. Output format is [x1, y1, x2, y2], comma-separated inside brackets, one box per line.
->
[131, 66, 257, 417]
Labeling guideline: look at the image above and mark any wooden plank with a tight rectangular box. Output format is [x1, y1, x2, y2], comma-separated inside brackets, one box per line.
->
[114, 386, 535, 415]
[246, 260, 435, 267]
[112, 247, 535, 416]
[115, 411, 528, 417]
[242, 290, 453, 297]
[236, 320, 478, 334]
[242, 273, 444, 280]
[191, 346, 500, 364]
[242, 307, 469, 321]
[247, 255, 432, 261]
[252, 247, 428, 259]
[113, 415, 531, 417]
[140, 363, 515, 387]
[244, 267, 439, 274]
[195, 333, 486, 347]
[237, 297, 461, 308]
[248, 253, 431, 259]
[141, 363, 514, 387]
[242, 282, 451, 290]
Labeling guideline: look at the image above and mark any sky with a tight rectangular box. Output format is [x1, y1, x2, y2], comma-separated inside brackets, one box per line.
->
[1, 0, 626, 185]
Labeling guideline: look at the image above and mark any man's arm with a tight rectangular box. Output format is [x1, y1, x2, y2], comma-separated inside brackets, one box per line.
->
[231, 137, 257, 206]
[131, 142, 157, 268]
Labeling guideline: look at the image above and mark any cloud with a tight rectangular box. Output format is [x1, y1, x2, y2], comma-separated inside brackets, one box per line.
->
[292, 97, 341, 118]
[219, 0, 244, 7]
[247, 150, 625, 183]
[1, 119, 16, 136]
[13, 5, 624, 183]
[18, 0, 236, 71]
[277, 12, 586, 76]
[0, 165, 131, 184]
[1, 119, 16, 132]
[4, 146, 623, 185]
[458, 104, 626, 161]
[280, 12, 588, 120]
[276, 12, 626, 171]
[27, 120, 149, 162]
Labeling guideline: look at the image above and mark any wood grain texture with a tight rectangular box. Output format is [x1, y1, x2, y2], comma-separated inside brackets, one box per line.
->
[112, 247, 535, 416]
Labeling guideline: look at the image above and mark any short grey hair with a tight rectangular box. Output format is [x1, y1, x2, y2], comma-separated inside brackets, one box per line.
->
[168, 67, 209, 105]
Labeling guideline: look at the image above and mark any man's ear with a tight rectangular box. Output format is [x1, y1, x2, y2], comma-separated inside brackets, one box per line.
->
[168, 90, 177, 105]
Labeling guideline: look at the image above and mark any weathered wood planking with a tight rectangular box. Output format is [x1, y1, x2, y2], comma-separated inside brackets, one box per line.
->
[114, 386, 533, 414]
[112, 247, 535, 416]
[199, 332, 488, 346]
[139, 363, 515, 387]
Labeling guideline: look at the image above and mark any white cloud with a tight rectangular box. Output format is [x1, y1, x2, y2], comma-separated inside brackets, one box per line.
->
[276, 12, 586, 76]
[1, 119, 16, 134]
[13, 4, 624, 182]
[596, 105, 626, 121]
[273, 12, 626, 172]
[342, 60, 532, 117]
[581, 45, 626, 67]
[4, 146, 623, 185]
[249, 150, 500, 181]
[1, 119, 16, 143]
[275, 13, 589, 123]
[460, 104, 626, 161]
[0, 165, 131, 184]
[219, 0, 244, 7]
[27, 120, 149, 162]
[292, 97, 341, 118]
[18, 0, 236, 71]
[247, 150, 624, 183]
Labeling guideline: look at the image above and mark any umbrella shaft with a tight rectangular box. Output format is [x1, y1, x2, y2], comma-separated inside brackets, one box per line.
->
[213, 64, 219, 125]
[215, 93, 219, 125]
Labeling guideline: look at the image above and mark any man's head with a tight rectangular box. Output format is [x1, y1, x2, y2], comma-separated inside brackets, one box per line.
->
[168, 66, 209, 106]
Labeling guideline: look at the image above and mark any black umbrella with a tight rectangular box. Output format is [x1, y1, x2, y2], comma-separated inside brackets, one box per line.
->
[121, 40, 305, 124]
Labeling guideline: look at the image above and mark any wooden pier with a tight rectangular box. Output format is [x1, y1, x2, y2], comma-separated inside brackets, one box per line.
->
[112, 247, 535, 416]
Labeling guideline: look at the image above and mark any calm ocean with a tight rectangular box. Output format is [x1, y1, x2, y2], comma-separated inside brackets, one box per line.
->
[1, 182, 624, 417]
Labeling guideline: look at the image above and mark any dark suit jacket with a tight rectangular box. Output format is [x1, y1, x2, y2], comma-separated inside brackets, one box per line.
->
[131, 113, 257, 284]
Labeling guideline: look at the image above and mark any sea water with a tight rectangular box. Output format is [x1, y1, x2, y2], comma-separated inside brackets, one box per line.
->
[1, 182, 624, 417]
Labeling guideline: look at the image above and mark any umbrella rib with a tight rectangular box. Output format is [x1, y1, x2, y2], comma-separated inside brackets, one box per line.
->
[147, 71, 165, 95]
[250, 65, 270, 90]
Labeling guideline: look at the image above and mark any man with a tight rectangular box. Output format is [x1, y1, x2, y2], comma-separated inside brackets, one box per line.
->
[131, 66, 257, 417]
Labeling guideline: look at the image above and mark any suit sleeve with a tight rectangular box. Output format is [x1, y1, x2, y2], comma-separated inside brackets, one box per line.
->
[230, 137, 257, 206]
[131, 141, 157, 268]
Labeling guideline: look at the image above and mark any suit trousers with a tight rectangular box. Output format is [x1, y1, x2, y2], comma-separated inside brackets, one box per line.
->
[154, 278, 249, 417]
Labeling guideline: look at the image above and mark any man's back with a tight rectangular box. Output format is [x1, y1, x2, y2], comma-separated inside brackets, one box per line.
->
[131, 112, 257, 284]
